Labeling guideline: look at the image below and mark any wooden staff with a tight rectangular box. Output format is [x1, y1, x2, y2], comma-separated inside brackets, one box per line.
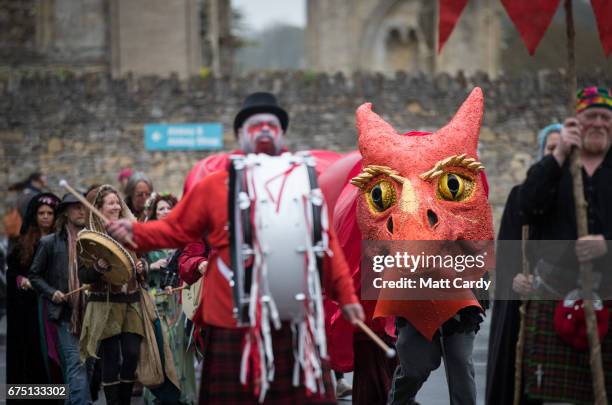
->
[570, 150, 608, 404]
[564, 1, 607, 403]
[513, 225, 530, 405]
[565, 0, 577, 115]
[64, 284, 89, 297]
[354, 319, 396, 358]
[59, 180, 138, 250]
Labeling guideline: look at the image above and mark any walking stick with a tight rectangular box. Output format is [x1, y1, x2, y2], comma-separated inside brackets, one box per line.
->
[59, 180, 139, 250]
[513, 225, 530, 405]
[564, 1, 607, 403]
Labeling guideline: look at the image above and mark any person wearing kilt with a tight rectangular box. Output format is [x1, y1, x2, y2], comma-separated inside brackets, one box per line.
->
[106, 169, 364, 404]
[107, 93, 365, 404]
[518, 87, 612, 404]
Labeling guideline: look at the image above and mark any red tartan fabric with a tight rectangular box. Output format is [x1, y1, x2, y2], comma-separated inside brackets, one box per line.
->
[199, 324, 336, 404]
[523, 300, 612, 404]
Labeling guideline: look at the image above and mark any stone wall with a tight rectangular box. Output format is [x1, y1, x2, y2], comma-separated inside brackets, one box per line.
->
[2, 69, 612, 233]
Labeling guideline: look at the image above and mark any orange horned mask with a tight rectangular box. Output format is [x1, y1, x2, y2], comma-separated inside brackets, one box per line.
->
[354, 87, 494, 340]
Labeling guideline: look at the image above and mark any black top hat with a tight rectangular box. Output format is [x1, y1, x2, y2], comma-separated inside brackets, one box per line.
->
[57, 192, 82, 214]
[233, 92, 289, 136]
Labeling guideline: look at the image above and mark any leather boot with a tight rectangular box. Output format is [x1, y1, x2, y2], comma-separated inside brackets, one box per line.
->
[119, 381, 135, 405]
[103, 383, 121, 405]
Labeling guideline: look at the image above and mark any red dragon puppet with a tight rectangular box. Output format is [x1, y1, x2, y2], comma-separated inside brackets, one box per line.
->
[319, 87, 494, 376]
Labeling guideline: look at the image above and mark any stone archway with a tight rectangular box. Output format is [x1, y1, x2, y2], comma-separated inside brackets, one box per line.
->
[359, 0, 434, 74]
[385, 26, 419, 72]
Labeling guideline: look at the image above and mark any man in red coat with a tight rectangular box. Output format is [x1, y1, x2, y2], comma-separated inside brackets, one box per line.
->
[108, 92, 364, 404]
[178, 92, 341, 292]
[177, 91, 294, 319]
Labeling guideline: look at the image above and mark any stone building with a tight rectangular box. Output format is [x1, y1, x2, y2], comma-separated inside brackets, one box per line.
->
[0, 0, 233, 78]
[305, 0, 502, 76]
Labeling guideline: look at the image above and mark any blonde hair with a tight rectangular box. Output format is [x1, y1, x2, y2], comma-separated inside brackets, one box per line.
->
[88, 184, 135, 234]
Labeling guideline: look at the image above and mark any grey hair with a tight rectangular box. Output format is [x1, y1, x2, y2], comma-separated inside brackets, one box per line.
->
[124, 172, 153, 198]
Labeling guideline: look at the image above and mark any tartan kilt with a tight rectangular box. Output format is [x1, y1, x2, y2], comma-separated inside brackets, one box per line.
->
[199, 323, 336, 404]
[523, 299, 612, 404]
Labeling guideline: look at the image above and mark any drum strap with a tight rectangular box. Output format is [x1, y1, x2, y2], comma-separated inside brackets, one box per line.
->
[229, 161, 253, 323]
[306, 164, 324, 279]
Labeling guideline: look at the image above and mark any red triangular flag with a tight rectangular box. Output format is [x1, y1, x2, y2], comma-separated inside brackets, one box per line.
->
[438, 0, 469, 53]
[591, 0, 612, 57]
[501, 0, 561, 55]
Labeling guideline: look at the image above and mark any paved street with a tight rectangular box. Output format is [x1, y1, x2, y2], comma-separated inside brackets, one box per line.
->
[0, 312, 490, 404]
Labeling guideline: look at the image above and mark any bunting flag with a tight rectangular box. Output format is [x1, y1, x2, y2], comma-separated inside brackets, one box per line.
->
[591, 0, 612, 57]
[438, 0, 469, 53]
[501, 0, 561, 55]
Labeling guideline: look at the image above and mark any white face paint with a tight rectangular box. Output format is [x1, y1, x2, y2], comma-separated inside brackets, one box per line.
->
[239, 113, 284, 155]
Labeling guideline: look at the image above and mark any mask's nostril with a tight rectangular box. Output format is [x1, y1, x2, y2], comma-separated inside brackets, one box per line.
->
[427, 210, 438, 228]
[387, 216, 394, 234]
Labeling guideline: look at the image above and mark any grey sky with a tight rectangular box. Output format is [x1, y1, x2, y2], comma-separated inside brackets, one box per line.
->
[231, 0, 305, 30]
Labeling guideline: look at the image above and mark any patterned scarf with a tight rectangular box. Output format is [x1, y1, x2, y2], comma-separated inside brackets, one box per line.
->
[66, 224, 85, 336]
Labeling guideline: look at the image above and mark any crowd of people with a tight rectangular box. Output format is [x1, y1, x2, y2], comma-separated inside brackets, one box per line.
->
[1, 86, 611, 405]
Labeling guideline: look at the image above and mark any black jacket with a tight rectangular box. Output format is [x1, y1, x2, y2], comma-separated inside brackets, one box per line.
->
[29, 230, 72, 322]
[519, 150, 612, 289]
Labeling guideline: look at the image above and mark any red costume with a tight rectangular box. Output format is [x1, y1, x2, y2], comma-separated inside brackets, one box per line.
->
[319, 88, 493, 404]
[178, 149, 344, 295]
[131, 169, 358, 403]
[133, 170, 357, 327]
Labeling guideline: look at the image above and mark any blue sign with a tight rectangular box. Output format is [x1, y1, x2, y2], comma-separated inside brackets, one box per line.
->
[144, 123, 224, 151]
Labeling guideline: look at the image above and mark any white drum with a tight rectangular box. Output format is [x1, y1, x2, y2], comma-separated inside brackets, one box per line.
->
[228, 152, 327, 326]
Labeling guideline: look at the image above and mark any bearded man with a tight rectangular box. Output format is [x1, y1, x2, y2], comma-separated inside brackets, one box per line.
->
[519, 87, 612, 404]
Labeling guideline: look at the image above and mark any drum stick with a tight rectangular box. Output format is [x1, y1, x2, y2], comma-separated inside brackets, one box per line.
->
[160, 285, 188, 295]
[59, 180, 138, 249]
[64, 284, 89, 297]
[354, 319, 396, 358]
